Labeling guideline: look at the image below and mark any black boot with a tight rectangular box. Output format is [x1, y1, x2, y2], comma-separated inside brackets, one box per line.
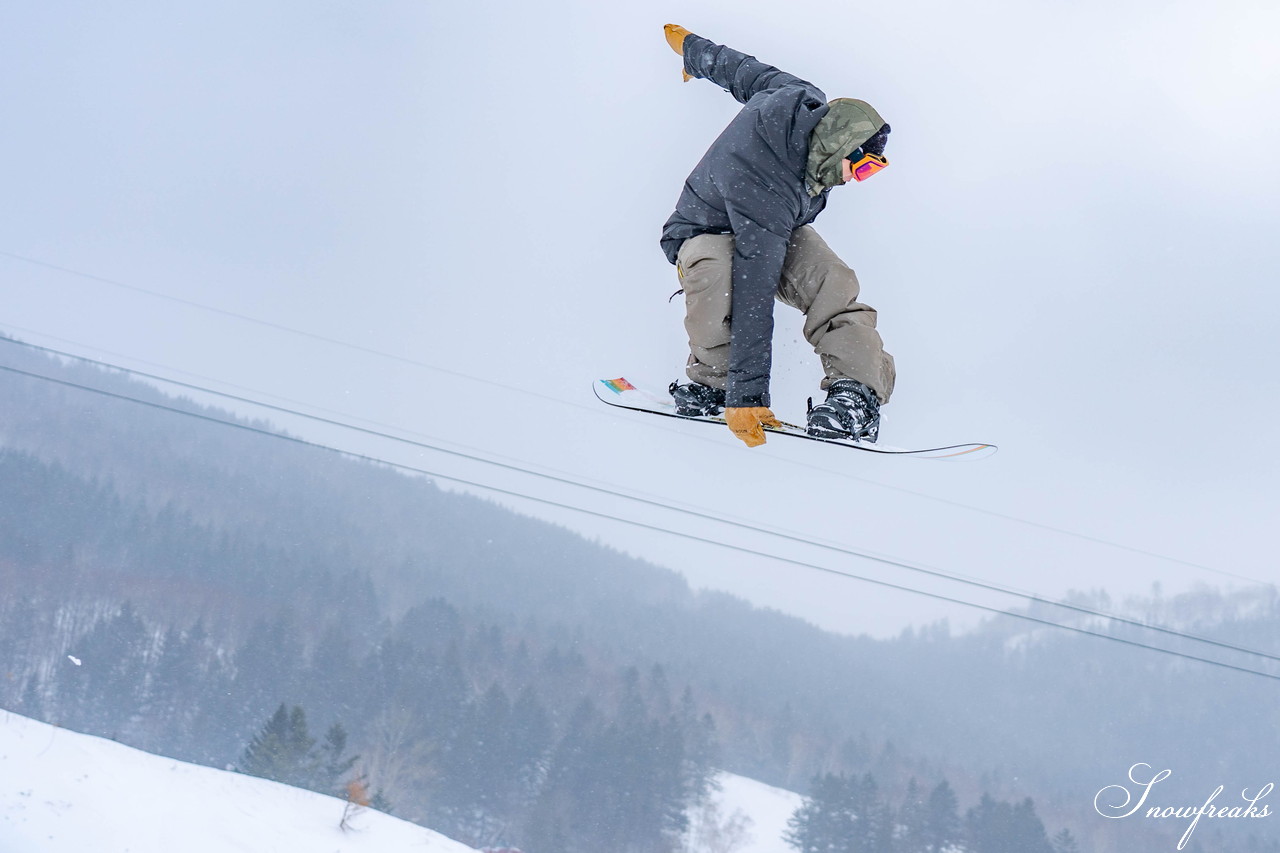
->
[669, 381, 727, 417]
[806, 379, 880, 442]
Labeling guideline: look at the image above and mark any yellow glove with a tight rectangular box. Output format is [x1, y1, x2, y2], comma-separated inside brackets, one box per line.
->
[663, 23, 690, 53]
[725, 407, 782, 448]
[663, 24, 694, 82]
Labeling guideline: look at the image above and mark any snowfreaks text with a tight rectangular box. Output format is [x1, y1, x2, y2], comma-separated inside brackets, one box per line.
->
[1094, 763, 1273, 850]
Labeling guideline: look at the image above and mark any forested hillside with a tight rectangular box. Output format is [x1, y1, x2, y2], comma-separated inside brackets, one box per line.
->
[2, 336, 1278, 853]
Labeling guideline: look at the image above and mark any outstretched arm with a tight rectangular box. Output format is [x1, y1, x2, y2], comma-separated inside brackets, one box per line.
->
[663, 25, 816, 104]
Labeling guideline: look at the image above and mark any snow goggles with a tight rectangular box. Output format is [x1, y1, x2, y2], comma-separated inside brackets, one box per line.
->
[848, 150, 889, 182]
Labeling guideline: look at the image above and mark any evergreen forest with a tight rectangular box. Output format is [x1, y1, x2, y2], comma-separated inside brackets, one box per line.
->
[3, 337, 1278, 853]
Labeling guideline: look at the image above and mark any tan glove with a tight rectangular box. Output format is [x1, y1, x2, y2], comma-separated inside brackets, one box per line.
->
[663, 24, 693, 82]
[725, 407, 782, 448]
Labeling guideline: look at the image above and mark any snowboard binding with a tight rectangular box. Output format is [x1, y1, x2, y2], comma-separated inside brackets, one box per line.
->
[668, 381, 726, 417]
[806, 379, 880, 443]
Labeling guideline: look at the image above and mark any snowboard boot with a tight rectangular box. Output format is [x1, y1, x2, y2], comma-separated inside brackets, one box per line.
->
[806, 379, 881, 442]
[669, 381, 727, 417]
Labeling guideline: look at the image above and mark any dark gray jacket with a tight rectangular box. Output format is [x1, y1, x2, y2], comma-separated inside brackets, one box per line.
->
[661, 35, 831, 408]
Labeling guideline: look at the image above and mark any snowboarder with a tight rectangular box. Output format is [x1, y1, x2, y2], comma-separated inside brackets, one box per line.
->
[661, 25, 896, 448]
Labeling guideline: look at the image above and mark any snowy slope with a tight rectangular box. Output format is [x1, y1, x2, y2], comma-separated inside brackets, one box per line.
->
[0, 710, 803, 853]
[0, 710, 478, 853]
[703, 772, 804, 853]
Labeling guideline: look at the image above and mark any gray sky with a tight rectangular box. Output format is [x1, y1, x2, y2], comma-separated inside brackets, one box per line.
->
[3, 0, 1278, 637]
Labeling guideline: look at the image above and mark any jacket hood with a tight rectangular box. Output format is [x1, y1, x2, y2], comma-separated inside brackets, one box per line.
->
[805, 98, 886, 196]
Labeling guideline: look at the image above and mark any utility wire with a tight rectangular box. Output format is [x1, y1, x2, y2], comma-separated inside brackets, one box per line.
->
[0, 249, 573, 410]
[772, 450, 1273, 589]
[2, 360, 1278, 684]
[1, 251, 1268, 589]
[0, 326, 540, 465]
[4, 334, 1278, 669]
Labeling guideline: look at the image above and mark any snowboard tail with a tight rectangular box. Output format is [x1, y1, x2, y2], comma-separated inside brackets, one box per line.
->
[594, 377, 997, 460]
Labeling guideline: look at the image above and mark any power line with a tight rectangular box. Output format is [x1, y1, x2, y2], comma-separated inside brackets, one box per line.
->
[2, 251, 1267, 589]
[4, 333, 1278, 670]
[0, 249, 575, 410]
[772, 450, 1273, 589]
[0, 328, 564, 473]
[2, 359, 1278, 684]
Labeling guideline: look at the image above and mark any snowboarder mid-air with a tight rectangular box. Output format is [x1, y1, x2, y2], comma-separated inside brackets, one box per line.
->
[660, 24, 896, 448]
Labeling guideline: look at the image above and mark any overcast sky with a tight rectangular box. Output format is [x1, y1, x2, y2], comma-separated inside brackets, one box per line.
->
[3, 0, 1278, 637]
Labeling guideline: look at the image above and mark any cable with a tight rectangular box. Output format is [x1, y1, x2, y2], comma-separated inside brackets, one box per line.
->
[0, 249, 579, 411]
[0, 329, 565, 474]
[4, 334, 1278, 670]
[2, 360, 1278, 684]
[2, 252, 1264, 591]
[782, 454, 1272, 589]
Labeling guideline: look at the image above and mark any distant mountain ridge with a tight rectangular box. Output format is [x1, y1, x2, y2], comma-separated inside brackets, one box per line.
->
[2, 336, 1278, 853]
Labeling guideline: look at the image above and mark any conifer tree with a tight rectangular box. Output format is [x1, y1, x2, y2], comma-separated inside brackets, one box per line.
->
[238, 704, 357, 794]
[898, 778, 927, 852]
[785, 773, 860, 853]
[679, 687, 720, 806]
[320, 722, 359, 796]
[231, 613, 306, 739]
[508, 685, 553, 804]
[965, 793, 1054, 853]
[436, 683, 514, 845]
[922, 780, 962, 852]
[241, 704, 318, 789]
[1051, 827, 1082, 853]
[526, 699, 600, 852]
[64, 603, 151, 739]
[854, 772, 895, 852]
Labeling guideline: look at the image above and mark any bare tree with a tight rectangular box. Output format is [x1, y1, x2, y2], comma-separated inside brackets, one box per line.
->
[684, 797, 754, 853]
[340, 776, 371, 832]
[358, 708, 434, 816]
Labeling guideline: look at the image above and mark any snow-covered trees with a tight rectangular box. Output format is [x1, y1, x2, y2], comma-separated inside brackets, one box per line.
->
[9, 350, 1277, 853]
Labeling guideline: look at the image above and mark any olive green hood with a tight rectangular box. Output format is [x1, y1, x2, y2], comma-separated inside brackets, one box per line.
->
[805, 98, 886, 196]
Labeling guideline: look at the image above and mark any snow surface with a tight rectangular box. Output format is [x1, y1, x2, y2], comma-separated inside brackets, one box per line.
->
[0, 710, 478, 853]
[0, 711, 805, 853]
[706, 772, 804, 853]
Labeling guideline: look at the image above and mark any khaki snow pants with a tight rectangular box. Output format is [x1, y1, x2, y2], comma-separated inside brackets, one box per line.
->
[675, 226, 896, 403]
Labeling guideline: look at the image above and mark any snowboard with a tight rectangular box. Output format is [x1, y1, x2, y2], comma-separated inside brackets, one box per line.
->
[594, 377, 997, 460]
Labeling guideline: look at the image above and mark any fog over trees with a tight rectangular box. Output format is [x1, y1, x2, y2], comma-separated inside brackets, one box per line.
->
[2, 340, 1278, 853]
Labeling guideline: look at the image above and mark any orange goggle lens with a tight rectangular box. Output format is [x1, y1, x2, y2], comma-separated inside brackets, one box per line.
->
[850, 152, 889, 182]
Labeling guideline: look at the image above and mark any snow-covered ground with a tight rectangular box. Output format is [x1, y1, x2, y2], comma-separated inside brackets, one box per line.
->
[0, 711, 804, 853]
[0, 710, 478, 852]
[701, 772, 803, 853]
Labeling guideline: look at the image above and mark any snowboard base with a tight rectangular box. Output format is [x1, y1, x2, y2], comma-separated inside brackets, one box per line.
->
[595, 378, 997, 460]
